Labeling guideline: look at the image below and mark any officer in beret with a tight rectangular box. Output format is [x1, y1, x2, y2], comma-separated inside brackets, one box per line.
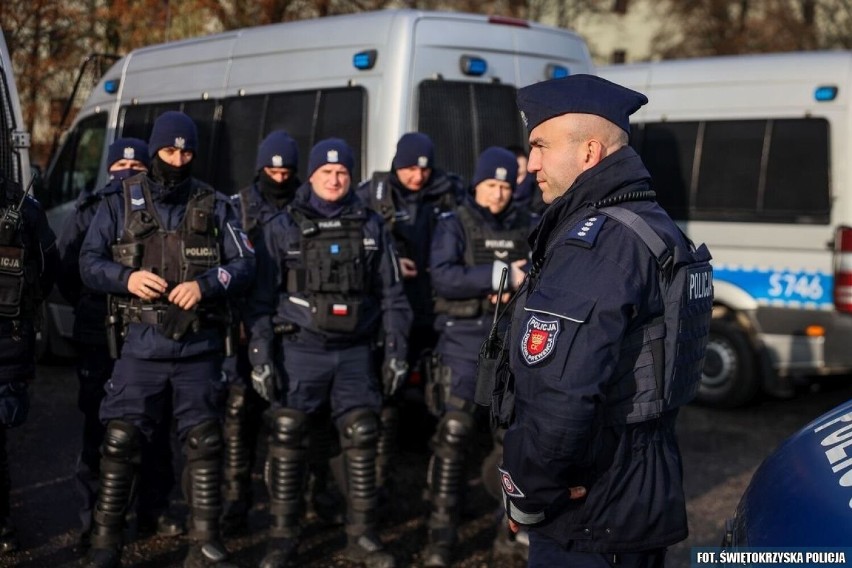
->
[356, 132, 464, 500]
[248, 138, 411, 568]
[220, 130, 303, 533]
[422, 147, 536, 567]
[0, 167, 58, 553]
[494, 75, 699, 567]
[57, 137, 184, 546]
[79, 111, 255, 568]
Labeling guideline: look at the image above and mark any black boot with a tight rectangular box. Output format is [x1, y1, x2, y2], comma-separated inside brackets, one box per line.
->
[339, 409, 396, 568]
[260, 409, 308, 568]
[183, 421, 234, 568]
[83, 421, 142, 568]
[422, 411, 472, 568]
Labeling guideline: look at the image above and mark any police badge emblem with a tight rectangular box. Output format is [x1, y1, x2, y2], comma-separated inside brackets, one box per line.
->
[174, 136, 186, 149]
[520, 314, 560, 365]
[497, 466, 525, 498]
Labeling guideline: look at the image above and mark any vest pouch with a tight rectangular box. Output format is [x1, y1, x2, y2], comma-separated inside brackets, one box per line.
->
[126, 210, 158, 239]
[434, 296, 482, 318]
[312, 295, 361, 333]
[111, 243, 144, 269]
[0, 246, 24, 318]
[189, 206, 211, 234]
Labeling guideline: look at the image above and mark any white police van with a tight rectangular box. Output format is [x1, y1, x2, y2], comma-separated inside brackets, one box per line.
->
[600, 51, 852, 407]
[41, 9, 594, 358]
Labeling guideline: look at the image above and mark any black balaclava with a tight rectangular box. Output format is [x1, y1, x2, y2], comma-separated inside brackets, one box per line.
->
[258, 170, 299, 210]
[151, 154, 192, 189]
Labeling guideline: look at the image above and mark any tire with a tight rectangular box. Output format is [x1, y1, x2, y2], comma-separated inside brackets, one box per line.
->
[696, 318, 760, 408]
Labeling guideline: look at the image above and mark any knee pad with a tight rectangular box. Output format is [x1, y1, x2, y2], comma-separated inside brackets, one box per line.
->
[101, 420, 142, 462]
[224, 383, 247, 421]
[339, 409, 379, 451]
[435, 411, 473, 451]
[185, 420, 223, 463]
[268, 408, 308, 448]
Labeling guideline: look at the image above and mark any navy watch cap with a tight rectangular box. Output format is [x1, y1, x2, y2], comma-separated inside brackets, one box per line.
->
[107, 137, 150, 169]
[393, 132, 434, 169]
[308, 138, 354, 177]
[517, 74, 647, 134]
[148, 111, 199, 157]
[472, 147, 518, 190]
[256, 130, 299, 172]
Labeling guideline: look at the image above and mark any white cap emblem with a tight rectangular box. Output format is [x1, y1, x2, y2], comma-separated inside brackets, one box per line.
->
[327, 149, 339, 163]
[271, 155, 283, 167]
[520, 110, 528, 127]
[495, 167, 508, 181]
[123, 147, 136, 160]
[174, 136, 186, 150]
[417, 156, 429, 168]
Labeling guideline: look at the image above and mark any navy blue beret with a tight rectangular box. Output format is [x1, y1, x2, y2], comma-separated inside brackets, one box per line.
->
[107, 137, 149, 170]
[392, 132, 434, 169]
[517, 74, 647, 134]
[472, 146, 518, 190]
[148, 111, 198, 157]
[308, 138, 354, 177]
[256, 130, 299, 172]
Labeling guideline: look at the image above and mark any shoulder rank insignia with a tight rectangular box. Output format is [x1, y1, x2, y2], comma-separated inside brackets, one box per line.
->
[564, 215, 606, 248]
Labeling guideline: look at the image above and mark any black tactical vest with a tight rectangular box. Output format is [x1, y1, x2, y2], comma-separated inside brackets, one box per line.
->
[0, 182, 39, 319]
[286, 208, 368, 333]
[111, 176, 220, 299]
[433, 204, 531, 319]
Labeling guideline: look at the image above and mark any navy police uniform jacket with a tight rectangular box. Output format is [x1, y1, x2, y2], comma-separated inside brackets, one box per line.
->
[500, 146, 689, 552]
[57, 178, 123, 345]
[430, 195, 535, 360]
[248, 185, 412, 366]
[79, 176, 255, 360]
[356, 169, 462, 329]
[0, 180, 58, 382]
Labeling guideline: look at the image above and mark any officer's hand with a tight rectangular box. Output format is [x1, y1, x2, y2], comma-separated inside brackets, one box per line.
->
[169, 281, 202, 310]
[250, 364, 278, 403]
[128, 270, 168, 300]
[399, 257, 418, 279]
[507, 485, 586, 533]
[509, 259, 528, 290]
[488, 292, 512, 305]
[382, 358, 409, 397]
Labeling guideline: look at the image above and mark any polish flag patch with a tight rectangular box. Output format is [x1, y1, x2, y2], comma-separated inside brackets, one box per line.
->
[217, 267, 232, 289]
[332, 303, 349, 316]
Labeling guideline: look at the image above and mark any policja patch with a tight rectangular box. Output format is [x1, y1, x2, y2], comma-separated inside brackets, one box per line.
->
[520, 314, 560, 365]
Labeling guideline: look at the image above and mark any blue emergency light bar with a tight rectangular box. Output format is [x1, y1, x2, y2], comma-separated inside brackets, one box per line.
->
[460, 55, 487, 77]
[353, 50, 377, 70]
[104, 79, 120, 94]
[546, 64, 569, 79]
[814, 85, 838, 102]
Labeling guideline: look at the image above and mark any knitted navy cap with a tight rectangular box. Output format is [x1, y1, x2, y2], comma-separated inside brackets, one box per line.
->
[472, 147, 518, 190]
[392, 132, 434, 169]
[148, 111, 198, 157]
[107, 137, 149, 170]
[308, 138, 354, 177]
[517, 74, 647, 134]
[256, 130, 299, 172]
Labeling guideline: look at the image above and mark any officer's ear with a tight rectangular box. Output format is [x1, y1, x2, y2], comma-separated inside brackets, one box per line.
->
[582, 139, 605, 171]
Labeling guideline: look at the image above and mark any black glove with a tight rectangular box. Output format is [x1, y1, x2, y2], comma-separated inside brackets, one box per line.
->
[161, 304, 200, 341]
[382, 358, 409, 397]
[251, 363, 278, 403]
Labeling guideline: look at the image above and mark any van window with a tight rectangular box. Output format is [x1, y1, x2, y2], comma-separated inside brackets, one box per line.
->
[418, 80, 524, 183]
[633, 118, 830, 224]
[43, 113, 108, 208]
[217, 87, 365, 192]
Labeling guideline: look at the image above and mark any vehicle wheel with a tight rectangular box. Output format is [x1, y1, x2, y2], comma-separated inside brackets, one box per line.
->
[696, 318, 759, 408]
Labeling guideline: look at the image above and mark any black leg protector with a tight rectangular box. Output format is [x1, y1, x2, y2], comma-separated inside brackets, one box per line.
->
[375, 404, 399, 491]
[264, 408, 308, 539]
[222, 384, 252, 508]
[183, 420, 224, 543]
[338, 409, 380, 538]
[91, 420, 142, 551]
[426, 410, 473, 548]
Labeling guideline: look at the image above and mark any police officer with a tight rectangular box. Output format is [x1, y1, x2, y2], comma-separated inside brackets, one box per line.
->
[57, 137, 184, 546]
[0, 169, 58, 553]
[248, 138, 411, 568]
[79, 111, 255, 568]
[220, 130, 302, 533]
[356, 132, 463, 495]
[495, 75, 711, 567]
[422, 146, 533, 567]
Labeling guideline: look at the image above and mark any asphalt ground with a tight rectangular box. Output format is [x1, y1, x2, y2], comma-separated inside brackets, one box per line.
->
[2, 364, 851, 567]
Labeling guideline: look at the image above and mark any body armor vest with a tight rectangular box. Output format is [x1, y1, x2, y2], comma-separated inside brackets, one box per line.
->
[599, 205, 713, 424]
[433, 204, 531, 319]
[111, 177, 220, 310]
[0, 183, 39, 319]
[286, 208, 368, 333]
